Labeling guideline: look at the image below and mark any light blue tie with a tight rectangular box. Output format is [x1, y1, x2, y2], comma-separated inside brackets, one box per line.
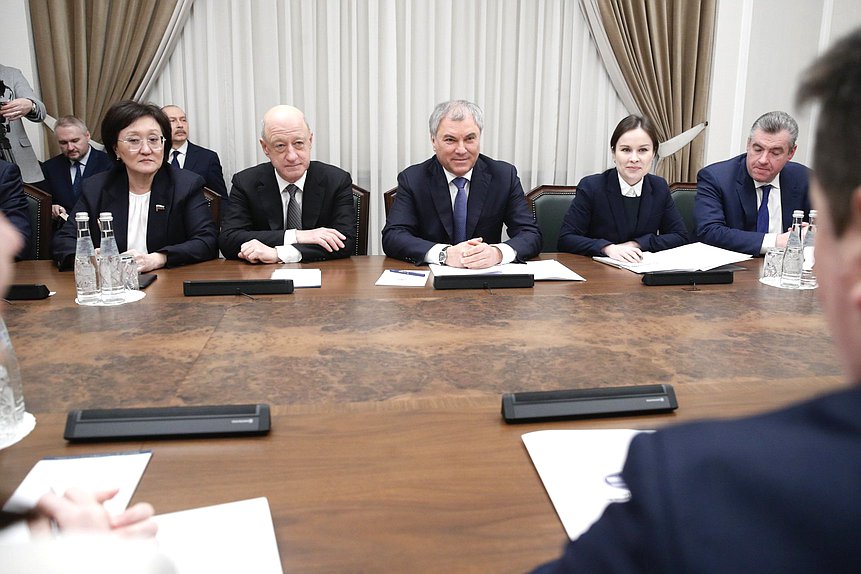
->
[452, 177, 468, 244]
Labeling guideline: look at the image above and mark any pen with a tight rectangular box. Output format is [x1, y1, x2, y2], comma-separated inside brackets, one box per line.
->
[389, 269, 425, 277]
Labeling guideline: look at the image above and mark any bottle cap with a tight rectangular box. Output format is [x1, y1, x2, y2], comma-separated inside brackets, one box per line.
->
[98, 212, 114, 221]
[792, 210, 804, 217]
[75, 212, 89, 221]
[809, 209, 817, 217]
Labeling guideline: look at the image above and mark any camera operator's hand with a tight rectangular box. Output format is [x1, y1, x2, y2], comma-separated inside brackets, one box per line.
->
[0, 98, 35, 121]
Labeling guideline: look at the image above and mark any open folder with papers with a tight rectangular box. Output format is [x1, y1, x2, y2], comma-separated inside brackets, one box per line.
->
[593, 242, 751, 273]
[430, 259, 585, 281]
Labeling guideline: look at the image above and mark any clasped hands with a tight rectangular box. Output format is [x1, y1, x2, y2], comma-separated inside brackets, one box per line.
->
[602, 241, 643, 264]
[239, 227, 346, 263]
[445, 238, 503, 269]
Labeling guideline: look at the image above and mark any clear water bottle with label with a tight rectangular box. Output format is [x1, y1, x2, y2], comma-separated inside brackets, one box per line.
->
[74, 212, 100, 304]
[98, 212, 125, 303]
[0, 317, 25, 441]
[780, 210, 805, 288]
[801, 210, 817, 288]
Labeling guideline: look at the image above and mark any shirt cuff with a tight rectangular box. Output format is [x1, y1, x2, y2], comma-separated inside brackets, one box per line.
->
[275, 244, 302, 263]
[494, 243, 516, 264]
[425, 243, 447, 264]
[760, 233, 777, 254]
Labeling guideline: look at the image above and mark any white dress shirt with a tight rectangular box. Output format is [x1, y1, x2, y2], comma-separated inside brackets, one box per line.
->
[127, 191, 151, 254]
[274, 170, 309, 263]
[169, 141, 189, 168]
[755, 173, 784, 253]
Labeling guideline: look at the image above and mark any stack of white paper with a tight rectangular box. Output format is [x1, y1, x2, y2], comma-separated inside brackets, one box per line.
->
[593, 242, 751, 274]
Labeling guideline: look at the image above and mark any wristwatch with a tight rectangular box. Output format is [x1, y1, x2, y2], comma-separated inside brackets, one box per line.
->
[439, 245, 450, 265]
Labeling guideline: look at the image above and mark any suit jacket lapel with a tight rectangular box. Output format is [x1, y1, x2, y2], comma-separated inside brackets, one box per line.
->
[466, 157, 490, 240]
[102, 171, 131, 252]
[736, 158, 758, 230]
[301, 163, 323, 229]
[606, 171, 631, 239]
[635, 175, 656, 235]
[184, 143, 200, 172]
[147, 169, 171, 253]
[428, 159, 455, 240]
[259, 165, 284, 230]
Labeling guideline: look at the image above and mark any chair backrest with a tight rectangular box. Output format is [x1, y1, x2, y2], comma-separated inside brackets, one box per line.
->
[526, 185, 577, 252]
[202, 187, 222, 228]
[669, 182, 697, 237]
[351, 184, 370, 256]
[21, 184, 52, 260]
[383, 187, 397, 218]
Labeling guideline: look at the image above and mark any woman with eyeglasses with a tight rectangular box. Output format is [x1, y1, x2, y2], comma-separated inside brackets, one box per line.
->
[557, 115, 688, 263]
[53, 100, 217, 272]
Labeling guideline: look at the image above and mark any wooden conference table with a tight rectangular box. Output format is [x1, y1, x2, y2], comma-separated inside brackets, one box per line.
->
[0, 254, 845, 573]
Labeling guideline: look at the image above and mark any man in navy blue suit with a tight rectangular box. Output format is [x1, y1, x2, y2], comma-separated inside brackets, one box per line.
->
[695, 111, 810, 255]
[382, 100, 541, 268]
[40, 116, 111, 222]
[162, 105, 227, 197]
[532, 28, 861, 574]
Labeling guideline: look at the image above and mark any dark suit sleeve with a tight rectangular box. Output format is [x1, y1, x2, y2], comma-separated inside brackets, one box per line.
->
[0, 162, 31, 257]
[219, 173, 285, 259]
[557, 179, 611, 256]
[634, 181, 689, 252]
[695, 165, 764, 255]
[202, 151, 228, 198]
[294, 167, 355, 262]
[499, 168, 542, 261]
[381, 169, 440, 264]
[157, 175, 218, 267]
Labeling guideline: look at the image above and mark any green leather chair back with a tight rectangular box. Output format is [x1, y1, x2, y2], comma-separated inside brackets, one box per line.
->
[669, 182, 697, 237]
[526, 185, 577, 252]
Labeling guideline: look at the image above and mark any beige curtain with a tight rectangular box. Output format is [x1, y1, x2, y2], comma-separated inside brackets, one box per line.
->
[29, 0, 177, 155]
[595, 0, 716, 182]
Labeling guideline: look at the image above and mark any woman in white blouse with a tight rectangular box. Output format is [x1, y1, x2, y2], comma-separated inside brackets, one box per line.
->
[53, 101, 217, 271]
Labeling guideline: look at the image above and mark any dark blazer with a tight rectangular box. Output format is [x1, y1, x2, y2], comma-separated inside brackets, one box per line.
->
[180, 141, 227, 197]
[532, 385, 861, 574]
[382, 154, 542, 264]
[695, 154, 811, 255]
[52, 166, 218, 269]
[40, 147, 112, 212]
[557, 170, 688, 256]
[219, 161, 355, 262]
[0, 159, 30, 257]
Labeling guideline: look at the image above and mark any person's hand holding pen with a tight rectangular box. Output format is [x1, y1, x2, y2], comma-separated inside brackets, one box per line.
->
[27, 487, 157, 538]
[602, 241, 643, 264]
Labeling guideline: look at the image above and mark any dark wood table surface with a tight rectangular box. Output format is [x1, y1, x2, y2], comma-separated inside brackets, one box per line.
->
[0, 255, 845, 573]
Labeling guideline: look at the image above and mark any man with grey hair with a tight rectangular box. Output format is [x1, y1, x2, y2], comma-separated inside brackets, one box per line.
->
[40, 115, 111, 221]
[694, 110, 811, 255]
[382, 99, 541, 268]
[219, 104, 355, 262]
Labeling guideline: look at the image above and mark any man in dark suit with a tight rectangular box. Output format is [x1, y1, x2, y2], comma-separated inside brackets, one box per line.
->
[695, 110, 811, 256]
[532, 28, 861, 574]
[162, 105, 228, 197]
[0, 64, 45, 184]
[382, 100, 541, 268]
[0, 159, 30, 257]
[219, 105, 354, 263]
[40, 115, 111, 222]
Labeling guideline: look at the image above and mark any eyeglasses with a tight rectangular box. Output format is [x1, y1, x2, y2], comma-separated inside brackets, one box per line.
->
[119, 135, 166, 151]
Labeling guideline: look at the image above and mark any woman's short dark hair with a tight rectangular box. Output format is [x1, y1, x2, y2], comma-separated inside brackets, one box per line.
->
[610, 114, 659, 152]
[101, 100, 172, 164]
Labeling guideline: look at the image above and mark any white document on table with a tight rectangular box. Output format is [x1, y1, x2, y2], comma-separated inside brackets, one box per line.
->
[270, 268, 322, 287]
[0, 450, 152, 545]
[375, 269, 430, 286]
[154, 497, 283, 574]
[430, 260, 584, 281]
[522, 429, 649, 540]
[593, 242, 750, 273]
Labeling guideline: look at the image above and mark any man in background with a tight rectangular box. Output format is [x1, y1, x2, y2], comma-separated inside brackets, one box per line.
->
[162, 105, 227, 197]
[219, 104, 354, 263]
[382, 99, 541, 268]
[533, 28, 861, 573]
[39, 115, 111, 222]
[695, 110, 810, 255]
